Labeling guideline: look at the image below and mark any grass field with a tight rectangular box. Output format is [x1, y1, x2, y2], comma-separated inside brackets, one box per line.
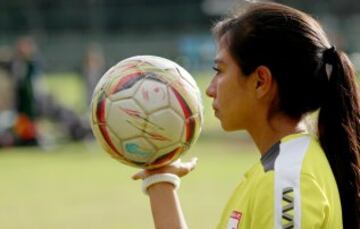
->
[0, 138, 258, 229]
[0, 72, 260, 229]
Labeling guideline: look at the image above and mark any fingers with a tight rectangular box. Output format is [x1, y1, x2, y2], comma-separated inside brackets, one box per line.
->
[178, 157, 198, 177]
[132, 167, 164, 180]
[132, 170, 148, 180]
[189, 157, 198, 169]
[131, 157, 199, 180]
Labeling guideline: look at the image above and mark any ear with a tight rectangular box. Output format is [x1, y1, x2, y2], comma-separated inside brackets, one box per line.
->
[254, 65, 273, 99]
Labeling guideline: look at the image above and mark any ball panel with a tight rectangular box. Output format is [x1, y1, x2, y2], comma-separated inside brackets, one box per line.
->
[108, 60, 141, 81]
[184, 115, 196, 143]
[138, 62, 171, 75]
[144, 70, 177, 86]
[99, 61, 144, 97]
[155, 143, 182, 160]
[173, 66, 198, 89]
[106, 127, 125, 156]
[94, 71, 121, 97]
[168, 82, 201, 117]
[91, 93, 110, 125]
[133, 56, 181, 86]
[168, 86, 193, 120]
[122, 137, 156, 163]
[92, 66, 116, 96]
[134, 78, 169, 113]
[109, 72, 145, 95]
[108, 74, 144, 101]
[149, 145, 183, 169]
[168, 87, 184, 118]
[146, 108, 184, 149]
[92, 123, 125, 160]
[183, 113, 202, 146]
[163, 67, 197, 92]
[114, 60, 141, 72]
[130, 55, 176, 70]
[107, 99, 147, 139]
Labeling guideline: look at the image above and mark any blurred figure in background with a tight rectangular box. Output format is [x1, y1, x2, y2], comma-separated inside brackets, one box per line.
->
[82, 43, 105, 104]
[7, 36, 42, 146]
[0, 37, 92, 148]
[12, 36, 42, 122]
[0, 46, 14, 112]
[0, 37, 44, 146]
[0, 46, 17, 146]
[10, 37, 92, 144]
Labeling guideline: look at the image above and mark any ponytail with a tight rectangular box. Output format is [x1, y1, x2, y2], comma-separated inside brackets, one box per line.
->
[318, 49, 360, 228]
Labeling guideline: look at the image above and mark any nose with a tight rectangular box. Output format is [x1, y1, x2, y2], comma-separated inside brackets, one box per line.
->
[206, 78, 217, 98]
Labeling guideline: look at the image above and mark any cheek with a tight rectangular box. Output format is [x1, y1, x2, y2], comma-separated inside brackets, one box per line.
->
[217, 77, 232, 97]
[218, 80, 240, 104]
[223, 100, 250, 130]
[225, 88, 253, 122]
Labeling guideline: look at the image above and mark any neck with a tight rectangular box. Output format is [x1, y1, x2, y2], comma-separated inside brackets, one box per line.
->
[247, 114, 306, 155]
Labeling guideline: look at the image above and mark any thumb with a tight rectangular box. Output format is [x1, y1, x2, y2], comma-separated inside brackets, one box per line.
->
[132, 170, 148, 180]
[178, 157, 198, 176]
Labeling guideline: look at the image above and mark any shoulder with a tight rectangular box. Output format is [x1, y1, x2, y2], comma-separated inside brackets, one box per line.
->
[254, 134, 339, 228]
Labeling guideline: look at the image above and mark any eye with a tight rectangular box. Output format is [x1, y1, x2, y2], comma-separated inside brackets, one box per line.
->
[212, 66, 221, 74]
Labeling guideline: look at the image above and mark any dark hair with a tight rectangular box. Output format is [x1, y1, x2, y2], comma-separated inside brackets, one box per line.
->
[213, 2, 360, 228]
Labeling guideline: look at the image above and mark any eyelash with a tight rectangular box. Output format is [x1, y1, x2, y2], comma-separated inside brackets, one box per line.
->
[212, 66, 220, 73]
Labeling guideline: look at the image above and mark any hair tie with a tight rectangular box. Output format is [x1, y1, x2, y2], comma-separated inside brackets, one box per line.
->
[323, 45, 337, 64]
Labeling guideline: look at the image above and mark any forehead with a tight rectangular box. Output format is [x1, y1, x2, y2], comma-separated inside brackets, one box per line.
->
[215, 39, 228, 59]
[215, 37, 234, 65]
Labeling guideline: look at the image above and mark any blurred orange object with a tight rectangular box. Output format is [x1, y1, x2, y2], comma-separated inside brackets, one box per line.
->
[14, 113, 37, 140]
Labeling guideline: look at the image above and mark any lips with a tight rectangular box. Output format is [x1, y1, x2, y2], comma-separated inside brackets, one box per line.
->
[212, 104, 217, 112]
[212, 104, 219, 117]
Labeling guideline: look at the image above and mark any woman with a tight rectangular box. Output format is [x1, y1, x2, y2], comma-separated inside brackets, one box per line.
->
[133, 2, 360, 228]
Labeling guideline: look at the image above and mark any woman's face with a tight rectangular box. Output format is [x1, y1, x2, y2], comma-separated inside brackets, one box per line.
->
[206, 39, 257, 131]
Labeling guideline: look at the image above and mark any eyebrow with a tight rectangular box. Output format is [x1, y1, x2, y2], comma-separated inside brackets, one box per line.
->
[214, 58, 225, 64]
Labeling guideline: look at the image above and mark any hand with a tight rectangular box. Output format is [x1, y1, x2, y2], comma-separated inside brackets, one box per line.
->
[132, 157, 198, 180]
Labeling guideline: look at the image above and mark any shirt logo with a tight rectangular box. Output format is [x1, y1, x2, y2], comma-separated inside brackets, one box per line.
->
[227, 210, 242, 229]
[282, 187, 294, 229]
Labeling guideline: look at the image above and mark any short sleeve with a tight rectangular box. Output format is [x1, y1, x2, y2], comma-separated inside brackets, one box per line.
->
[300, 173, 329, 228]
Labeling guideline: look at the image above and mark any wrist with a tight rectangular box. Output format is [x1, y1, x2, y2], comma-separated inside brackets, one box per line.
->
[147, 182, 175, 194]
[142, 173, 180, 195]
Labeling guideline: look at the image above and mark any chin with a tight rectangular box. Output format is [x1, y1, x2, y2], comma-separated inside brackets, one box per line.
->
[221, 123, 239, 132]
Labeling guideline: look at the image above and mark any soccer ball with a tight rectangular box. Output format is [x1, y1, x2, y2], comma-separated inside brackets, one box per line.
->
[90, 55, 203, 169]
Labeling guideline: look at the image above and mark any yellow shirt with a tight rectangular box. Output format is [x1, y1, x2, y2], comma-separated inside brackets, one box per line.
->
[217, 133, 342, 229]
